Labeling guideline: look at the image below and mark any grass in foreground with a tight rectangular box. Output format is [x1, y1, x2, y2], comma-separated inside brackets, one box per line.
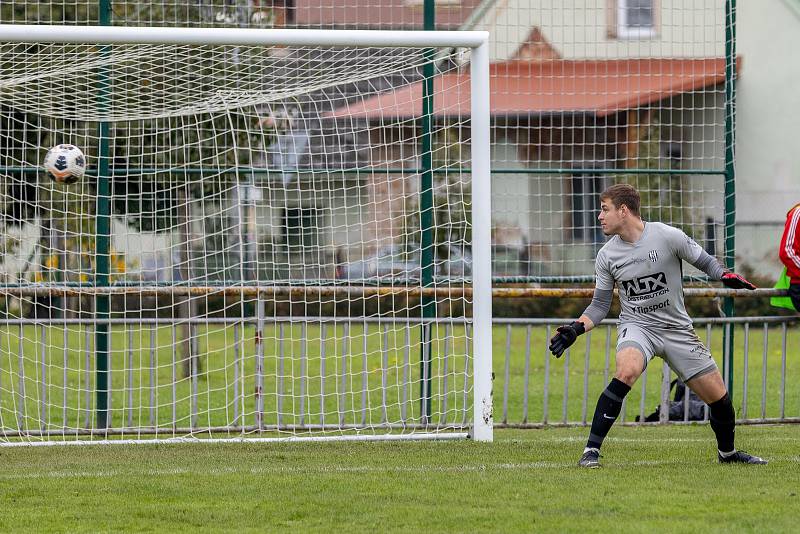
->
[0, 425, 798, 533]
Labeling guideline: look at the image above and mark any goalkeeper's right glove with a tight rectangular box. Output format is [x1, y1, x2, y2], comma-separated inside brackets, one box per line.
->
[721, 271, 757, 290]
[549, 321, 585, 358]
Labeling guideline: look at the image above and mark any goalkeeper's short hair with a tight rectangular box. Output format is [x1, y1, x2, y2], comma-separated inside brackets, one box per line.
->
[600, 184, 640, 216]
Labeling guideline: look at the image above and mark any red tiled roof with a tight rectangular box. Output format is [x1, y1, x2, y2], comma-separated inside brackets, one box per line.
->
[327, 58, 739, 119]
[293, 0, 483, 29]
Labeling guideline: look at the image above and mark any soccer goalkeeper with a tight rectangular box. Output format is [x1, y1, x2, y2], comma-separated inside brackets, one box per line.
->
[549, 184, 767, 468]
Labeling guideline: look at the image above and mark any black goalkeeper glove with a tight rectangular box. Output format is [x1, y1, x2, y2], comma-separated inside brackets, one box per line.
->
[549, 321, 586, 358]
[721, 272, 757, 290]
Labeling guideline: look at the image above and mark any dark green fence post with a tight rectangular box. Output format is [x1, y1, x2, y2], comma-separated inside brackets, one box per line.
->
[95, 0, 112, 429]
[419, 0, 436, 425]
[722, 0, 737, 396]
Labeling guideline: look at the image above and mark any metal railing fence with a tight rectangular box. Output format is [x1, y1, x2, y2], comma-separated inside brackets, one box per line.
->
[492, 316, 799, 427]
[0, 314, 795, 438]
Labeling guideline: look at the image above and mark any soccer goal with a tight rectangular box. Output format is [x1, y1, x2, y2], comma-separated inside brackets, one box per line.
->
[0, 25, 491, 445]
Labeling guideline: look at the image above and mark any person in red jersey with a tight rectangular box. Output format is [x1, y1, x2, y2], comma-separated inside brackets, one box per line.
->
[778, 202, 800, 312]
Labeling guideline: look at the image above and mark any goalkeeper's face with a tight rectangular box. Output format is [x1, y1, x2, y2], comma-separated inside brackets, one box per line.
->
[598, 199, 622, 236]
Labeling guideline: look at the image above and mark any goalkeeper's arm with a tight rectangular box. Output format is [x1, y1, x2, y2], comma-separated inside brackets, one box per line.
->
[690, 249, 725, 280]
[549, 289, 612, 357]
[690, 250, 757, 289]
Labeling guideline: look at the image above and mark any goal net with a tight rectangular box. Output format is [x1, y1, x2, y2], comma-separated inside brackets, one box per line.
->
[0, 26, 492, 444]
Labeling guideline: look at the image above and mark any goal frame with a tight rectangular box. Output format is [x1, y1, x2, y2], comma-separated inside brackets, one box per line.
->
[0, 25, 493, 444]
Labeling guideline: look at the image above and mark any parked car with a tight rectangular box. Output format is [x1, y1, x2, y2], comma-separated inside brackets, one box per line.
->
[335, 244, 472, 281]
[335, 245, 419, 281]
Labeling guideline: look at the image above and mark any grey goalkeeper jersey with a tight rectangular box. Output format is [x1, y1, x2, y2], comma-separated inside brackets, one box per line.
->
[595, 222, 705, 329]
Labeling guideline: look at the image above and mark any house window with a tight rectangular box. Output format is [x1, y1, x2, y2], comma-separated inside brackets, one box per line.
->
[571, 175, 606, 243]
[617, 0, 656, 39]
[283, 206, 321, 253]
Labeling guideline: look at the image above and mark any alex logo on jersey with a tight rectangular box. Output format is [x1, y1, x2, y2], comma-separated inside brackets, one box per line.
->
[620, 272, 669, 302]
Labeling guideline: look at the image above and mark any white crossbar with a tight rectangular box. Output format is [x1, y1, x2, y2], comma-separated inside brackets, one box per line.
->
[0, 24, 488, 48]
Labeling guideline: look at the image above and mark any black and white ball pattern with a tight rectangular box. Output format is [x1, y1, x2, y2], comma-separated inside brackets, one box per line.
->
[43, 144, 86, 184]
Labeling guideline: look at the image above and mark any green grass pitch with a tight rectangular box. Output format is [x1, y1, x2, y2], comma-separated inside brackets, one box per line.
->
[0, 425, 797, 532]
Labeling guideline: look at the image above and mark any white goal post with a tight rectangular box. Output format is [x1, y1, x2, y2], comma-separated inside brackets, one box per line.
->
[0, 25, 491, 444]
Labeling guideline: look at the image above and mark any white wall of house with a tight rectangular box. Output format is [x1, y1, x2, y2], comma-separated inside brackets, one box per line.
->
[492, 140, 531, 237]
[467, 0, 724, 62]
[733, 0, 800, 276]
[0, 219, 41, 281]
[110, 219, 173, 280]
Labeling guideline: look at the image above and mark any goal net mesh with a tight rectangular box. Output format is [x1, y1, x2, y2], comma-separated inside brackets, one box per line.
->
[0, 36, 479, 443]
[0, 1, 735, 282]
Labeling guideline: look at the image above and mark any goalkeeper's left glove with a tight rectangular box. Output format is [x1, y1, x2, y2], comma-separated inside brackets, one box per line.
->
[721, 271, 757, 290]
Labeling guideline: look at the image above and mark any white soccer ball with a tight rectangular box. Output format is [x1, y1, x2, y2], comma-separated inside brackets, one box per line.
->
[43, 144, 87, 185]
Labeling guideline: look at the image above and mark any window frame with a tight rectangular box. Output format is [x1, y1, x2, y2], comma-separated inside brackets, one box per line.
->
[616, 0, 657, 40]
[570, 174, 607, 244]
[282, 205, 323, 252]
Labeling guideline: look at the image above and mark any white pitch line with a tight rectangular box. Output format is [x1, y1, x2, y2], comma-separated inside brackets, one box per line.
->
[0, 463, 567, 481]
[499, 435, 800, 444]
[0, 457, 796, 481]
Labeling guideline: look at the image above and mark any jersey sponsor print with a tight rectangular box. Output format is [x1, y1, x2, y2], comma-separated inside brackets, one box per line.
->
[595, 222, 702, 328]
[620, 272, 669, 301]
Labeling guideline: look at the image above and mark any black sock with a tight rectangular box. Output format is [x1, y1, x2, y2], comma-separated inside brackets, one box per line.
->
[586, 378, 631, 450]
[709, 393, 736, 453]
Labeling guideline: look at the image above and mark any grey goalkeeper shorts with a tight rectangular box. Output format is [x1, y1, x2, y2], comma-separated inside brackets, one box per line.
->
[616, 324, 718, 382]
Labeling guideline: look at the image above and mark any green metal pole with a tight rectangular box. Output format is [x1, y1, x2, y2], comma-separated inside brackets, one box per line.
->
[0, 166, 729, 177]
[419, 0, 435, 425]
[722, 0, 737, 396]
[95, 0, 112, 428]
